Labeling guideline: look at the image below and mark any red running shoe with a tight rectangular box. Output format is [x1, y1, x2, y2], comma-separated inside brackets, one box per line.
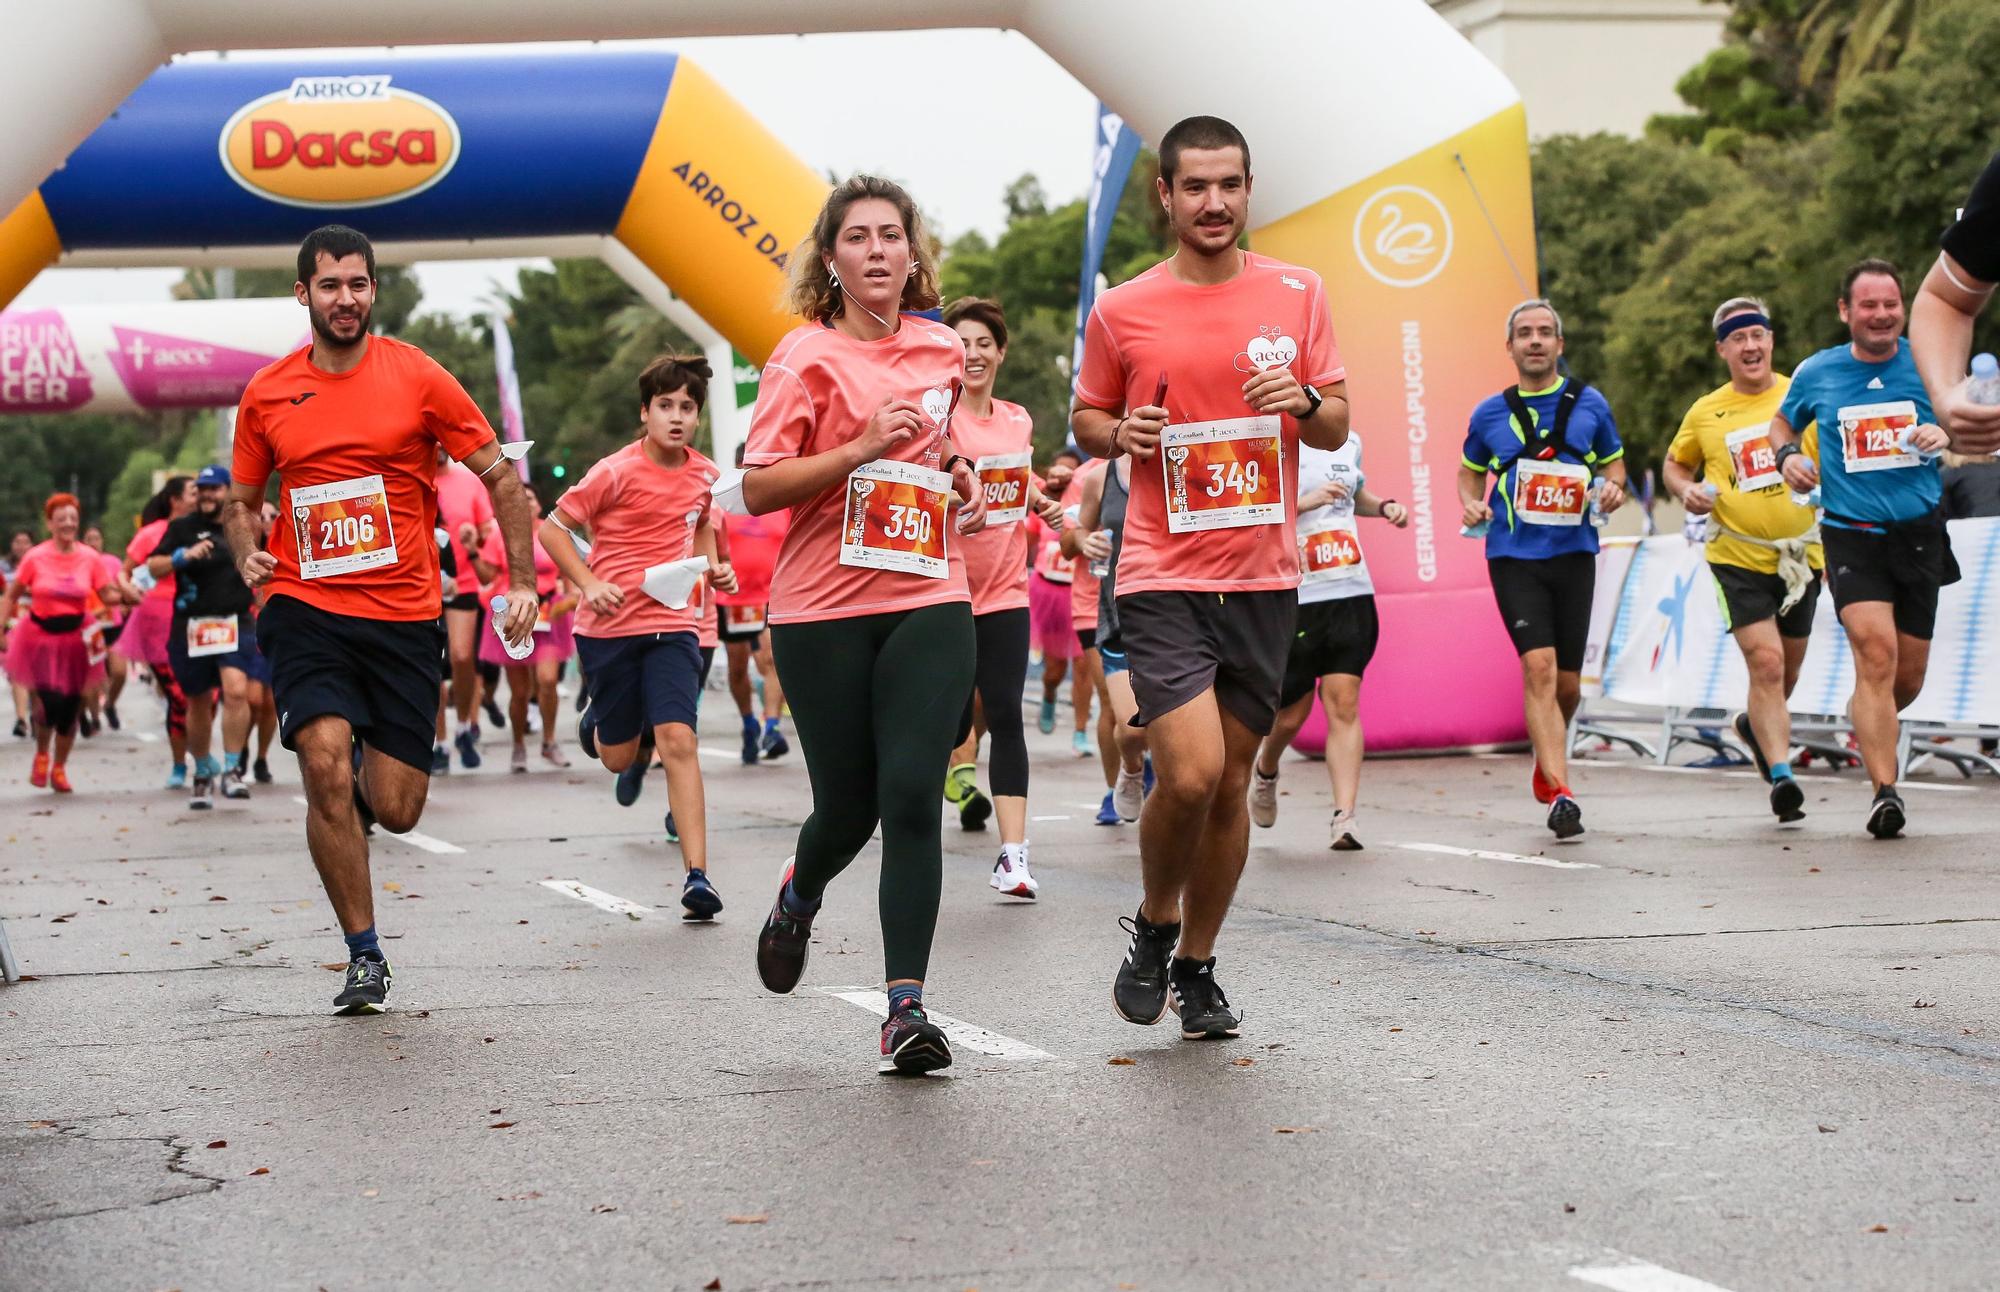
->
[50, 764, 72, 794]
[1531, 762, 1559, 805]
[30, 752, 50, 788]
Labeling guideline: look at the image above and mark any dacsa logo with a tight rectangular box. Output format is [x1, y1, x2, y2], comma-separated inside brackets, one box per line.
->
[219, 76, 460, 209]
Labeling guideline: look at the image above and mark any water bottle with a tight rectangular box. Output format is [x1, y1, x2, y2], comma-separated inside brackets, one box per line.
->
[1460, 518, 1490, 539]
[1088, 529, 1114, 579]
[1968, 353, 2000, 406]
[1587, 477, 1608, 528]
[489, 594, 533, 661]
[1789, 485, 1821, 509]
[1896, 424, 1943, 463]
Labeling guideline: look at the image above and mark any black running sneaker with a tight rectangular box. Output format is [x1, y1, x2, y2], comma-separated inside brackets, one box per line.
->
[1113, 909, 1180, 1025]
[1169, 956, 1242, 1040]
[333, 956, 392, 1015]
[1865, 786, 1906, 839]
[878, 1002, 952, 1075]
[104, 704, 121, 732]
[1732, 712, 1772, 783]
[959, 786, 992, 832]
[252, 756, 272, 785]
[755, 860, 815, 994]
[1547, 793, 1584, 839]
[615, 758, 647, 807]
[1770, 776, 1806, 823]
[681, 868, 723, 921]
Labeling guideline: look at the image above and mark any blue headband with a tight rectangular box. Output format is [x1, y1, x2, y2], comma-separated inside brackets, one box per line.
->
[1716, 311, 1771, 343]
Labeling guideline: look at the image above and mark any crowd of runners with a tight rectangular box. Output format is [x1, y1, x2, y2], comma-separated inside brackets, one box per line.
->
[5, 118, 1998, 1075]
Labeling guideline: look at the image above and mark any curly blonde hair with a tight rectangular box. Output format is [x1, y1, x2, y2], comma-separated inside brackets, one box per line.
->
[783, 175, 940, 323]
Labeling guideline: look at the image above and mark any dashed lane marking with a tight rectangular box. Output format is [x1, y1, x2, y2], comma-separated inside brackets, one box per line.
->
[818, 986, 1053, 1061]
[1385, 841, 1600, 871]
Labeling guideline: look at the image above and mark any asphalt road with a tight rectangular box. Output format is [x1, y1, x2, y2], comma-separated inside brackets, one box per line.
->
[3, 683, 1996, 1292]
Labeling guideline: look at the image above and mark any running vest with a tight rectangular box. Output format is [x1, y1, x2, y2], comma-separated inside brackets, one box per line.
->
[1097, 458, 1131, 641]
[1499, 382, 1583, 470]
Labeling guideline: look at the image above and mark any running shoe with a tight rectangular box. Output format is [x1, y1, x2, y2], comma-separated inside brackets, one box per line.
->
[946, 764, 991, 832]
[1094, 792, 1121, 826]
[220, 766, 250, 800]
[577, 713, 598, 761]
[615, 759, 647, 807]
[755, 858, 815, 994]
[1072, 729, 1091, 758]
[1037, 697, 1057, 735]
[1113, 909, 1181, 1025]
[525, 708, 541, 738]
[78, 710, 98, 739]
[510, 742, 528, 774]
[332, 955, 392, 1016]
[664, 811, 679, 844]
[990, 849, 1039, 899]
[11, 719, 25, 739]
[189, 768, 215, 811]
[760, 728, 790, 760]
[453, 727, 482, 770]
[681, 868, 723, 921]
[30, 752, 49, 788]
[49, 764, 72, 794]
[1169, 957, 1242, 1040]
[1531, 762, 1558, 805]
[252, 757, 273, 785]
[540, 742, 569, 769]
[1865, 786, 1906, 839]
[1113, 766, 1145, 822]
[1770, 776, 1806, 823]
[430, 744, 450, 775]
[1732, 711, 1772, 784]
[740, 719, 760, 765]
[104, 704, 120, 731]
[1249, 767, 1279, 829]
[166, 762, 187, 791]
[482, 695, 504, 729]
[1330, 809, 1363, 852]
[879, 1002, 952, 1075]
[1547, 792, 1584, 840]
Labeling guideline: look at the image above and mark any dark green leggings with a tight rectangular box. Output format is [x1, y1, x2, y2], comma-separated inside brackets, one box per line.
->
[770, 600, 975, 983]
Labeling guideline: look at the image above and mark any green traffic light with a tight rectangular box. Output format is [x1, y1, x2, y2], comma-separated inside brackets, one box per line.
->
[552, 465, 566, 478]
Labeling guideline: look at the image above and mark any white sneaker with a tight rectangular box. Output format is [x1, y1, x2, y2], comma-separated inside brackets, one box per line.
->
[1249, 768, 1279, 828]
[990, 848, 1039, 899]
[510, 742, 529, 774]
[1330, 809, 1363, 852]
[1113, 767, 1145, 822]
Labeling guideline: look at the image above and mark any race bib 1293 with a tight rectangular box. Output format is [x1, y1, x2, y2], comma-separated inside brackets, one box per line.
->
[1838, 401, 1920, 473]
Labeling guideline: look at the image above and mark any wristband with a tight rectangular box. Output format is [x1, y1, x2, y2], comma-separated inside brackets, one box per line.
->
[171, 547, 188, 570]
[942, 454, 972, 476]
[1109, 418, 1127, 458]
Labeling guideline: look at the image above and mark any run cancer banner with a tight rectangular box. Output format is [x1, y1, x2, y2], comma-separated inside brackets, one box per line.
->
[0, 298, 302, 415]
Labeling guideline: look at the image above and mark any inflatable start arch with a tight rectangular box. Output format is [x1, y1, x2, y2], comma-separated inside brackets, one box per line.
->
[0, 1, 1540, 750]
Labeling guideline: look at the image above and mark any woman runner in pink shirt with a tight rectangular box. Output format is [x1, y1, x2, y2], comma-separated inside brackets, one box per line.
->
[741, 176, 989, 1075]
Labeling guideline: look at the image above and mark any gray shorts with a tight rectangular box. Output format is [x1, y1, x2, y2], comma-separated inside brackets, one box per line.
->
[1115, 589, 1296, 735]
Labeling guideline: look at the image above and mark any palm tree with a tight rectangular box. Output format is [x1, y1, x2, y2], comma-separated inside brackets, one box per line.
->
[1796, 0, 1940, 97]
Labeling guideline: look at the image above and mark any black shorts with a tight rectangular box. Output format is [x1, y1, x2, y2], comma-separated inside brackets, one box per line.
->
[168, 613, 262, 695]
[444, 591, 479, 614]
[1711, 562, 1820, 638]
[1076, 627, 1097, 652]
[1279, 595, 1380, 706]
[720, 625, 763, 649]
[1117, 589, 1296, 735]
[1488, 552, 1595, 672]
[256, 594, 446, 773]
[1823, 518, 1956, 640]
[574, 631, 704, 745]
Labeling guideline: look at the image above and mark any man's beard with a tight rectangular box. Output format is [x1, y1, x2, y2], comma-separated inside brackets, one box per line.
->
[198, 499, 221, 518]
[309, 302, 372, 347]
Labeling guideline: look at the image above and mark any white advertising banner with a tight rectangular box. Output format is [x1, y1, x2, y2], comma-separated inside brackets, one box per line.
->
[0, 297, 303, 415]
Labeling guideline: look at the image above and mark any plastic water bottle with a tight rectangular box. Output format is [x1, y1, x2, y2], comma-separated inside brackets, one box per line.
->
[1790, 485, 1822, 509]
[1460, 517, 1490, 539]
[1969, 353, 2000, 406]
[1587, 477, 1608, 528]
[1896, 424, 1943, 463]
[489, 594, 533, 661]
[1088, 529, 1114, 579]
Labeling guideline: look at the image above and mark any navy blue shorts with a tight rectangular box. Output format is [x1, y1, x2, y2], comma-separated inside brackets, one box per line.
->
[576, 631, 704, 745]
[255, 594, 445, 773]
[168, 613, 263, 694]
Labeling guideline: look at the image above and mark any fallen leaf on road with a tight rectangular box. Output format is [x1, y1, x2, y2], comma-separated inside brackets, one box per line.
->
[498, 1191, 542, 1201]
[1274, 1126, 1317, 1135]
[1231, 1058, 1256, 1067]
[208, 895, 228, 902]
[319, 963, 346, 971]
[970, 1159, 996, 1166]
[705, 1281, 722, 1291]
[1913, 999, 1936, 1008]
[1414, 930, 1437, 936]
[1866, 1224, 1888, 1233]
[591, 1204, 618, 1214]
[382, 882, 402, 893]
[49, 914, 76, 924]
[489, 1121, 517, 1130]
[206, 1140, 227, 1149]
[1388, 1027, 1403, 1033]
[363, 1189, 379, 1198]
[1563, 1203, 1576, 1214]
[517, 919, 529, 925]
[248, 1167, 269, 1176]
[726, 1214, 768, 1224]
[28, 1120, 57, 1129]
[149, 908, 165, 914]
[1807, 866, 1820, 873]
[1107, 1057, 1136, 1066]
[489, 1108, 503, 1115]
[484, 1037, 495, 1043]
[1818, 1124, 1837, 1133]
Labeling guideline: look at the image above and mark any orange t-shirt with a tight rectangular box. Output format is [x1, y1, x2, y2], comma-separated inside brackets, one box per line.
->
[744, 318, 972, 626]
[1066, 459, 1105, 630]
[1075, 252, 1344, 597]
[554, 439, 718, 639]
[717, 509, 789, 608]
[951, 398, 1035, 617]
[233, 336, 494, 621]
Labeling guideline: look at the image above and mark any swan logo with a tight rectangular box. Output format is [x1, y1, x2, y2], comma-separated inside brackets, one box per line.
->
[1352, 185, 1453, 288]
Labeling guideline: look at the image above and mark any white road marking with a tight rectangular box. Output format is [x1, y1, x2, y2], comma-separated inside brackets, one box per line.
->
[698, 746, 738, 762]
[134, 731, 160, 743]
[819, 987, 1052, 1061]
[1030, 814, 1071, 822]
[1386, 841, 1600, 871]
[540, 879, 653, 918]
[1629, 763, 1974, 792]
[1569, 1257, 1737, 1292]
[290, 796, 465, 854]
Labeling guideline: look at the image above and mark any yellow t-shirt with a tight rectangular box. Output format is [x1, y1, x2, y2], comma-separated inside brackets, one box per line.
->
[1666, 375, 1822, 574]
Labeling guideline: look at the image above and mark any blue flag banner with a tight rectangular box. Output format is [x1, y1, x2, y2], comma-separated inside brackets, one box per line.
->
[1071, 103, 1143, 408]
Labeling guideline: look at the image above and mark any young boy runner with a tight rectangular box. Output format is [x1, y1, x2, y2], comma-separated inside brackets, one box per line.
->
[539, 354, 736, 918]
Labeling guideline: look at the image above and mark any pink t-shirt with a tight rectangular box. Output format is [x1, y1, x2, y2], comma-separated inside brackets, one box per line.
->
[555, 439, 718, 639]
[435, 460, 495, 597]
[1066, 459, 1105, 630]
[17, 541, 104, 618]
[477, 525, 558, 600]
[1075, 252, 1344, 596]
[126, 520, 175, 605]
[744, 318, 972, 625]
[717, 510, 789, 608]
[951, 398, 1035, 617]
[95, 552, 126, 623]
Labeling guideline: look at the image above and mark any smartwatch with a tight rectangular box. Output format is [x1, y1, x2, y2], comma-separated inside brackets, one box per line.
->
[1298, 384, 1324, 420]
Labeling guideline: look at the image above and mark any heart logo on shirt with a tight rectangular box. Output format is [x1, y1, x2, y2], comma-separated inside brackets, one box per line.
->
[1236, 325, 1299, 373]
[922, 386, 952, 425]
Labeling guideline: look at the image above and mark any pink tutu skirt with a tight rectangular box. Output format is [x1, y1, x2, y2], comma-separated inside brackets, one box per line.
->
[478, 610, 575, 668]
[6, 615, 92, 696]
[1028, 572, 1077, 661]
[117, 595, 175, 671]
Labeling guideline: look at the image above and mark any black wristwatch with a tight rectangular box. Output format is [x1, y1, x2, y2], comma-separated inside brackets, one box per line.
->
[942, 454, 972, 476]
[1297, 384, 1324, 420]
[1773, 443, 1802, 468]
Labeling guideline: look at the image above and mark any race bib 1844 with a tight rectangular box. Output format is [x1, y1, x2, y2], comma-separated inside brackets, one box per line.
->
[1725, 423, 1781, 492]
[1298, 525, 1363, 584]
[1161, 416, 1284, 534]
[290, 475, 397, 580]
[1838, 401, 1920, 473]
[840, 460, 952, 579]
[975, 451, 1032, 527]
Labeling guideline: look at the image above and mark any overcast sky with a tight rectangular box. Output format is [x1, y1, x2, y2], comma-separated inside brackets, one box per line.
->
[12, 31, 1099, 318]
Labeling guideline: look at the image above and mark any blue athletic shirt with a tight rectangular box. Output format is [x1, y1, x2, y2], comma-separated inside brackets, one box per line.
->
[1459, 377, 1623, 560]
[1777, 339, 1939, 528]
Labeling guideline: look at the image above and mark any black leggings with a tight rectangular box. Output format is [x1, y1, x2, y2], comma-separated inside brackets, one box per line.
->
[771, 601, 975, 984]
[955, 607, 1029, 798]
[33, 688, 83, 737]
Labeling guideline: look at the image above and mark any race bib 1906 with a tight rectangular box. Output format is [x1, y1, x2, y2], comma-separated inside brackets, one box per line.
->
[1513, 459, 1590, 526]
[840, 460, 952, 579]
[291, 475, 397, 580]
[1725, 423, 1781, 492]
[975, 451, 1032, 528]
[1298, 525, 1363, 584]
[1161, 416, 1284, 534]
[1838, 401, 1920, 473]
